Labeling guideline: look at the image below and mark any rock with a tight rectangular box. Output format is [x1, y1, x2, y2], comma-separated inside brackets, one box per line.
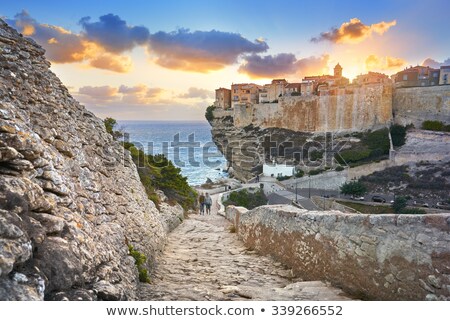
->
[93, 281, 125, 301]
[205, 177, 213, 184]
[0, 20, 167, 301]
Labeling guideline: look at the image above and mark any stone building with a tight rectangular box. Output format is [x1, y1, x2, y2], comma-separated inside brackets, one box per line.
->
[231, 83, 262, 107]
[300, 81, 314, 95]
[353, 72, 391, 85]
[394, 65, 440, 87]
[285, 83, 301, 95]
[439, 65, 450, 85]
[302, 63, 349, 90]
[214, 87, 231, 108]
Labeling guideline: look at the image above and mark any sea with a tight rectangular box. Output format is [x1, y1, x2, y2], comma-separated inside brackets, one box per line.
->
[118, 120, 228, 186]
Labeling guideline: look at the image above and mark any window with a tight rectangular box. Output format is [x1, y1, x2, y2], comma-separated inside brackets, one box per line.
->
[433, 72, 438, 77]
[403, 74, 408, 81]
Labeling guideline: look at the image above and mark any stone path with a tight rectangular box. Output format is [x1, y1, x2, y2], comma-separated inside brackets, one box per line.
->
[140, 197, 352, 301]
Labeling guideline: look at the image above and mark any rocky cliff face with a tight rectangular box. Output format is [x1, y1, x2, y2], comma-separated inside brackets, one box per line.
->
[208, 109, 356, 181]
[0, 20, 181, 300]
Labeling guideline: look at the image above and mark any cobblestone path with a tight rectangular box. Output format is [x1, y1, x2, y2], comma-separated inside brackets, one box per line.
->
[140, 206, 352, 301]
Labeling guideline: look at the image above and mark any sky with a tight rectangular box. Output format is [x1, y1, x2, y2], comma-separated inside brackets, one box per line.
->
[1, 0, 449, 120]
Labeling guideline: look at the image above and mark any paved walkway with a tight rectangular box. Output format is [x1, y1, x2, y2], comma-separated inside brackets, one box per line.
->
[139, 197, 352, 301]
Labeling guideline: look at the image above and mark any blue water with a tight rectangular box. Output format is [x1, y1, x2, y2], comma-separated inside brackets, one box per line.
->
[118, 120, 227, 186]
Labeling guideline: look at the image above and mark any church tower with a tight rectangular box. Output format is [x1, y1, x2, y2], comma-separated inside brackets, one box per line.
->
[334, 63, 342, 78]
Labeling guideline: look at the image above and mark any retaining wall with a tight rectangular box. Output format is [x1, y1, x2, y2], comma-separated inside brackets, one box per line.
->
[226, 205, 450, 300]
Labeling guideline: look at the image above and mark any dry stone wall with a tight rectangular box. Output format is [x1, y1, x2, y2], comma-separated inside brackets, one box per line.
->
[227, 205, 450, 300]
[393, 85, 450, 127]
[0, 20, 181, 300]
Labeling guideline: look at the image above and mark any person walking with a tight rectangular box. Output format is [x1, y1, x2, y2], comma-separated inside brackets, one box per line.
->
[198, 193, 205, 215]
[204, 193, 212, 215]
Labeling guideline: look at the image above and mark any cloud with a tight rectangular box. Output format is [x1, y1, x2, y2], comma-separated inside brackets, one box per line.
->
[311, 18, 396, 44]
[7, 10, 88, 63]
[6, 11, 133, 73]
[77, 84, 163, 106]
[178, 87, 214, 99]
[365, 54, 407, 71]
[148, 29, 269, 72]
[78, 85, 118, 101]
[238, 53, 329, 78]
[79, 14, 150, 53]
[422, 58, 450, 69]
[89, 53, 133, 73]
[7, 11, 270, 73]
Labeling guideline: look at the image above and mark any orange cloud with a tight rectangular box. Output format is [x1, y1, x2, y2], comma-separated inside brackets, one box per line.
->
[7, 11, 133, 73]
[311, 18, 396, 44]
[89, 53, 132, 73]
[365, 54, 407, 71]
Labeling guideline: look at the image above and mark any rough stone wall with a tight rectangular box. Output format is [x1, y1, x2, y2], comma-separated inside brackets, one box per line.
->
[0, 21, 175, 300]
[393, 85, 450, 127]
[232, 84, 393, 132]
[394, 129, 450, 164]
[228, 205, 450, 300]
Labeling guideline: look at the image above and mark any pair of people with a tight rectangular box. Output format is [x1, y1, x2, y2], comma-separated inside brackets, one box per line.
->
[198, 192, 212, 215]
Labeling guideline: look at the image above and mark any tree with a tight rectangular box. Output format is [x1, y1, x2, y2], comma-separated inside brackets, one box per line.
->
[104, 117, 123, 140]
[205, 105, 216, 122]
[340, 181, 367, 197]
[390, 124, 407, 147]
[392, 196, 407, 213]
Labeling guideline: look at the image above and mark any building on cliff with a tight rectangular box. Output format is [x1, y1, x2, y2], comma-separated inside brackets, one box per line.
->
[394, 65, 440, 87]
[353, 72, 391, 85]
[214, 87, 231, 108]
[231, 83, 263, 107]
[439, 66, 450, 85]
[302, 63, 350, 92]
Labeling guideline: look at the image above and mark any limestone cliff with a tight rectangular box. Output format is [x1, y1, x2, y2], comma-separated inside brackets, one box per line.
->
[0, 20, 181, 300]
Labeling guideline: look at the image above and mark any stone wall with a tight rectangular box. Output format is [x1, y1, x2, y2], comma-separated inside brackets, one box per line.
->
[0, 20, 179, 300]
[227, 205, 450, 300]
[232, 84, 393, 132]
[393, 85, 450, 127]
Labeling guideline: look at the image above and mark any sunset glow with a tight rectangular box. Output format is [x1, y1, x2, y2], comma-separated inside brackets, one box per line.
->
[1, 0, 449, 120]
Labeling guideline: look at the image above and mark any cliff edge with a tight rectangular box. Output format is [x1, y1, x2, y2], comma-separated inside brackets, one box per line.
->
[0, 20, 170, 300]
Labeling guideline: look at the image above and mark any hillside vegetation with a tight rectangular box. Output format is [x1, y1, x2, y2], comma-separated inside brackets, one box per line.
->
[105, 118, 197, 210]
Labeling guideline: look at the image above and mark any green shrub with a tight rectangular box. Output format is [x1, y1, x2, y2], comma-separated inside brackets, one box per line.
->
[310, 150, 324, 161]
[309, 168, 325, 176]
[340, 181, 367, 197]
[128, 244, 151, 283]
[392, 196, 407, 213]
[205, 105, 216, 122]
[104, 117, 123, 140]
[422, 120, 444, 131]
[363, 128, 390, 154]
[277, 175, 292, 181]
[390, 124, 407, 147]
[337, 148, 371, 164]
[335, 165, 345, 171]
[295, 169, 305, 177]
[224, 188, 267, 209]
[105, 117, 197, 211]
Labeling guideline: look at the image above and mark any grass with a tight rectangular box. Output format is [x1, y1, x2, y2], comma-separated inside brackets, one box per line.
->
[336, 200, 395, 214]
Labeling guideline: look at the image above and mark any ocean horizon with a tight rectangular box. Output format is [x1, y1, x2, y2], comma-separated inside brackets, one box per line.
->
[118, 120, 228, 186]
